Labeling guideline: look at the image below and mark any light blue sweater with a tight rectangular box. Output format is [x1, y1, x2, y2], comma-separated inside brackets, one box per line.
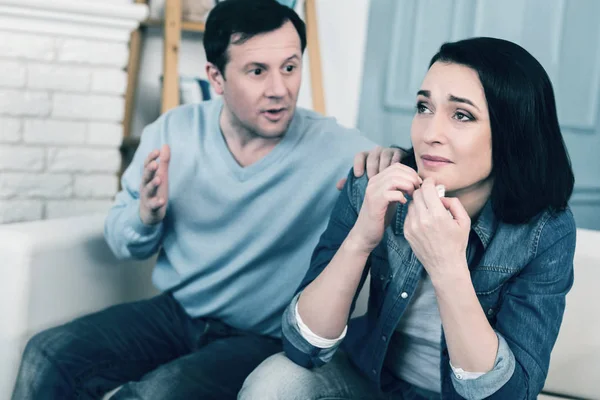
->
[104, 99, 375, 337]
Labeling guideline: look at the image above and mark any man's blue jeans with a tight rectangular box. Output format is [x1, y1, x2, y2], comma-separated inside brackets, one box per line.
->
[11, 293, 281, 400]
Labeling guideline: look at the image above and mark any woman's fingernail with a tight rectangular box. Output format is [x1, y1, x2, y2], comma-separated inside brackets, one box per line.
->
[436, 185, 445, 197]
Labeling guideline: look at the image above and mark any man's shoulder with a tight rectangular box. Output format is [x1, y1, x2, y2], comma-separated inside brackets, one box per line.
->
[144, 99, 222, 142]
[294, 107, 356, 135]
[161, 99, 221, 127]
[293, 107, 375, 152]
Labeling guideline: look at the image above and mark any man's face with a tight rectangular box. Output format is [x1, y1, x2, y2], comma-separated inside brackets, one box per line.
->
[212, 21, 302, 139]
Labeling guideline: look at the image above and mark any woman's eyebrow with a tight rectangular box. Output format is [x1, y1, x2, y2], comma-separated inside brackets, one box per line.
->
[448, 94, 480, 111]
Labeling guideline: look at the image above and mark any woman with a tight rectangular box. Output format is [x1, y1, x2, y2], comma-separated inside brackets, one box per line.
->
[239, 37, 576, 400]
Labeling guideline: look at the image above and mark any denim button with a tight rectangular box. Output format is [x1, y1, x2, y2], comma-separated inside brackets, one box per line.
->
[381, 335, 387, 342]
[487, 308, 494, 315]
[456, 373, 463, 380]
[401, 292, 408, 299]
[372, 369, 377, 375]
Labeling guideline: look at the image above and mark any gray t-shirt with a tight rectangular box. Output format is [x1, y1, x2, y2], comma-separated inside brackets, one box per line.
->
[385, 270, 442, 392]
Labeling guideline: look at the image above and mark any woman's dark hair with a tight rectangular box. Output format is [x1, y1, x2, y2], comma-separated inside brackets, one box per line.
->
[428, 37, 574, 224]
[203, 0, 306, 76]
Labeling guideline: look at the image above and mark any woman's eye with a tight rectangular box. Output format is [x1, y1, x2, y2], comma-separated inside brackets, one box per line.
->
[454, 111, 472, 122]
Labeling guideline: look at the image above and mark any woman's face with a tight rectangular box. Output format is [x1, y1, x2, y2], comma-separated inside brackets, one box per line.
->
[411, 61, 493, 198]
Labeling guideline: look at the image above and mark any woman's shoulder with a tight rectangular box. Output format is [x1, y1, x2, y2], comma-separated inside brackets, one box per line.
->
[343, 170, 370, 211]
[493, 206, 576, 260]
[533, 206, 577, 254]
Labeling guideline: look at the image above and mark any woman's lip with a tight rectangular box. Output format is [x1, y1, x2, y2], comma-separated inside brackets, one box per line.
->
[421, 155, 452, 163]
[421, 155, 452, 169]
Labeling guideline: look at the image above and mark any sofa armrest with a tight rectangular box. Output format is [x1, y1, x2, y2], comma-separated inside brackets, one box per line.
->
[542, 228, 600, 399]
[0, 214, 159, 399]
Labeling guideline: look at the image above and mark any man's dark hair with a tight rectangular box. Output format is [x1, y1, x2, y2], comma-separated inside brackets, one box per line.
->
[427, 37, 574, 224]
[204, 0, 306, 76]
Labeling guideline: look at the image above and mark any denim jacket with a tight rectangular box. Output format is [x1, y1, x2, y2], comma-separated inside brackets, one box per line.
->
[282, 170, 576, 400]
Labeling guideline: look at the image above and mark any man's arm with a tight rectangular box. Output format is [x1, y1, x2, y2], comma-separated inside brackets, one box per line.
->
[104, 121, 167, 260]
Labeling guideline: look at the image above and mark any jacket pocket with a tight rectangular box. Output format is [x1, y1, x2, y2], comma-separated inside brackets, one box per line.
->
[471, 266, 518, 320]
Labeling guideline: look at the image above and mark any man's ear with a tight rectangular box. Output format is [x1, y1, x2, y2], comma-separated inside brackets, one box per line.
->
[205, 62, 225, 95]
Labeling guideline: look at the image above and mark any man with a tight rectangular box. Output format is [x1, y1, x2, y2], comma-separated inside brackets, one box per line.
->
[11, 1, 404, 399]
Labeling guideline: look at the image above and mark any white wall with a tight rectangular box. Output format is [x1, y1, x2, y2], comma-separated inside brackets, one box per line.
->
[0, 0, 146, 224]
[300, 0, 371, 129]
[132, 0, 371, 136]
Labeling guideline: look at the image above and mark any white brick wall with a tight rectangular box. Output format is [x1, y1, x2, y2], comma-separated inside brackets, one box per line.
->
[56, 39, 129, 67]
[0, 199, 43, 224]
[88, 122, 123, 147]
[27, 64, 91, 93]
[0, 145, 45, 171]
[74, 175, 119, 198]
[24, 120, 87, 145]
[0, 173, 72, 199]
[0, 60, 26, 88]
[0, 1, 146, 223]
[47, 148, 121, 173]
[91, 69, 128, 95]
[0, 32, 55, 61]
[0, 117, 21, 143]
[0, 90, 51, 117]
[52, 94, 125, 121]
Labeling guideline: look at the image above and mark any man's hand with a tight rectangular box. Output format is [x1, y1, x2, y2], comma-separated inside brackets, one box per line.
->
[139, 144, 170, 225]
[336, 146, 405, 190]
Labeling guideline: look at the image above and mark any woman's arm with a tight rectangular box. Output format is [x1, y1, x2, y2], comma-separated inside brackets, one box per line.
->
[297, 164, 421, 339]
[282, 165, 421, 367]
[405, 180, 498, 372]
[482, 223, 576, 399]
[405, 180, 576, 399]
[434, 270, 499, 372]
[297, 233, 371, 339]
[281, 169, 368, 367]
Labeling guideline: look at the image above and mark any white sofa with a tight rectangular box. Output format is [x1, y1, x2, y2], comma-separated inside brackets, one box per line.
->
[0, 215, 158, 399]
[0, 215, 597, 399]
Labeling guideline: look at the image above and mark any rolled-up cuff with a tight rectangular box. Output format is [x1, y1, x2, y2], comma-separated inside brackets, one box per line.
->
[295, 301, 347, 349]
[450, 331, 516, 400]
[282, 293, 342, 368]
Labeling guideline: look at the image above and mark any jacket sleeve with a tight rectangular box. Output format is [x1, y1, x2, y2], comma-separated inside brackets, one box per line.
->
[454, 215, 576, 400]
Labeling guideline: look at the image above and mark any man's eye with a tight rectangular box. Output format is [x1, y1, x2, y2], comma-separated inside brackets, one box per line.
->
[416, 103, 431, 114]
[252, 68, 263, 76]
[285, 65, 295, 72]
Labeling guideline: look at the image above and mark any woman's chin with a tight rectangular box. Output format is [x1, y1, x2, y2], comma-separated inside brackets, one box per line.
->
[418, 171, 444, 185]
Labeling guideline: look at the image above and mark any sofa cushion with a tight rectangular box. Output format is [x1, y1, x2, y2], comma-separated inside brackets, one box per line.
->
[542, 228, 600, 399]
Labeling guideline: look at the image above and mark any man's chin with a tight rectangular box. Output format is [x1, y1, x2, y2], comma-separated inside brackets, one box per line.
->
[256, 129, 287, 140]
[257, 120, 293, 138]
